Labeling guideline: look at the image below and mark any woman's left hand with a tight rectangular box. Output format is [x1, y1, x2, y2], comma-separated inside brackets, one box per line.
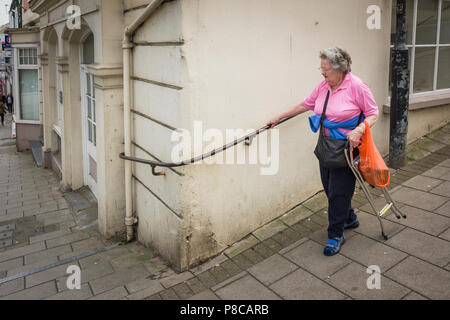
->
[347, 127, 364, 150]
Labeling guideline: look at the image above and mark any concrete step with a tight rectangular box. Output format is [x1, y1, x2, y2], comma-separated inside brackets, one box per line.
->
[29, 140, 43, 167]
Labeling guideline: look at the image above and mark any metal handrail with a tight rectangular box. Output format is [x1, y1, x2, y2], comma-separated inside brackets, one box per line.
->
[119, 115, 296, 176]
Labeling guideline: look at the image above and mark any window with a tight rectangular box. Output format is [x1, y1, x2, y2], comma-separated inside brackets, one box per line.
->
[15, 46, 39, 121]
[82, 33, 94, 65]
[390, 0, 450, 95]
[19, 48, 38, 66]
[86, 73, 96, 145]
[19, 69, 39, 121]
[81, 33, 96, 146]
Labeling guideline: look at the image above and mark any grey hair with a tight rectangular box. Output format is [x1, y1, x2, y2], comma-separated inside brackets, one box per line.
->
[319, 47, 352, 74]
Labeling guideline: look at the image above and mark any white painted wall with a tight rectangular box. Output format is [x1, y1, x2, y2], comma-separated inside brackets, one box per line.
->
[128, 0, 186, 268]
[131, 0, 450, 270]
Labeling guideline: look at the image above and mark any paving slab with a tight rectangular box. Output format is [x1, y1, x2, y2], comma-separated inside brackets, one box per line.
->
[109, 250, 154, 271]
[224, 234, 259, 258]
[0, 211, 24, 223]
[0, 230, 12, 240]
[169, 283, 194, 299]
[209, 265, 232, 284]
[63, 192, 92, 212]
[25, 262, 80, 288]
[88, 263, 149, 295]
[422, 165, 450, 180]
[0, 281, 57, 300]
[0, 278, 25, 297]
[29, 229, 72, 244]
[0, 224, 15, 233]
[190, 254, 229, 276]
[56, 261, 115, 292]
[325, 262, 410, 300]
[0, 241, 46, 263]
[145, 293, 162, 300]
[45, 232, 90, 249]
[70, 238, 106, 253]
[6, 255, 66, 277]
[283, 240, 351, 280]
[439, 159, 450, 168]
[185, 277, 207, 295]
[385, 256, 450, 299]
[386, 228, 450, 267]
[252, 219, 288, 242]
[142, 256, 176, 280]
[352, 211, 405, 241]
[279, 205, 314, 226]
[429, 181, 450, 197]
[36, 212, 75, 226]
[434, 201, 450, 217]
[401, 291, 429, 300]
[78, 246, 131, 269]
[402, 175, 445, 191]
[211, 271, 248, 292]
[126, 282, 164, 300]
[302, 192, 328, 212]
[247, 254, 298, 286]
[88, 286, 129, 300]
[196, 270, 220, 289]
[159, 288, 180, 300]
[340, 234, 408, 271]
[215, 274, 281, 300]
[0, 257, 23, 273]
[24, 244, 72, 265]
[159, 271, 194, 289]
[269, 268, 347, 300]
[278, 237, 309, 255]
[438, 228, 450, 241]
[390, 186, 448, 211]
[248, 241, 276, 258]
[45, 283, 93, 300]
[385, 205, 450, 236]
[187, 289, 220, 300]
[125, 277, 163, 294]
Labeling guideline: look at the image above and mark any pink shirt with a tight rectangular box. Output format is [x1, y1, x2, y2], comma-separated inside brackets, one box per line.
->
[301, 72, 379, 136]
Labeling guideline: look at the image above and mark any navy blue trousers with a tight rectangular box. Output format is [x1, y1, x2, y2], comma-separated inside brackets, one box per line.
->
[319, 164, 358, 239]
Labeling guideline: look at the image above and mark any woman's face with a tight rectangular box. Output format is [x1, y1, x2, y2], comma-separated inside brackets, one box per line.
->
[320, 59, 344, 87]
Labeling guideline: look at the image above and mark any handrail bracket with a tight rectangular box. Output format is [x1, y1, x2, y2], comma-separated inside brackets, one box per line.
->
[152, 165, 166, 176]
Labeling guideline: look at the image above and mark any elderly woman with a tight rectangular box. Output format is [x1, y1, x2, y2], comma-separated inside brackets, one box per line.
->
[268, 47, 379, 256]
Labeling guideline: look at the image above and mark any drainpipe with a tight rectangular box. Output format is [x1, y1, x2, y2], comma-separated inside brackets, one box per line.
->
[389, 0, 410, 168]
[123, 0, 165, 242]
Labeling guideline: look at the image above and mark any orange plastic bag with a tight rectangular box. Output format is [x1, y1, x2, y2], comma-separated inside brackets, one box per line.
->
[358, 121, 390, 188]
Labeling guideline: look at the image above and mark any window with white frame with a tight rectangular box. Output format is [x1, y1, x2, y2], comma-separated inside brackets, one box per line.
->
[19, 48, 38, 66]
[390, 0, 450, 95]
[86, 73, 96, 146]
[16, 47, 39, 121]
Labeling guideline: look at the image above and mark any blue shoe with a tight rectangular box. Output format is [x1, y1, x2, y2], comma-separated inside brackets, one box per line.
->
[344, 217, 359, 230]
[323, 235, 346, 256]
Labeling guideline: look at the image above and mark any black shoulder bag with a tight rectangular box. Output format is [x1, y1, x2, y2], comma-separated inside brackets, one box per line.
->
[314, 90, 363, 168]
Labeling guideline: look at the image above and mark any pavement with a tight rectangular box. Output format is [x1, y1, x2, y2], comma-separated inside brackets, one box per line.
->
[0, 112, 449, 300]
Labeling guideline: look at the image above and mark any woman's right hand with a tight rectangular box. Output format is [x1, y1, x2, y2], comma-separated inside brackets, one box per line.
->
[267, 116, 281, 128]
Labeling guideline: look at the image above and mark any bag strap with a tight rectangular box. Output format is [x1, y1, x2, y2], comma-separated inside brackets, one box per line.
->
[319, 90, 330, 134]
[357, 111, 364, 125]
